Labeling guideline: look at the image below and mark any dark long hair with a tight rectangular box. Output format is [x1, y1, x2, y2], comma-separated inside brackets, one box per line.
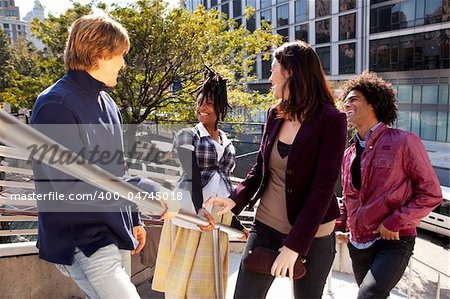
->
[274, 41, 335, 122]
[196, 66, 231, 129]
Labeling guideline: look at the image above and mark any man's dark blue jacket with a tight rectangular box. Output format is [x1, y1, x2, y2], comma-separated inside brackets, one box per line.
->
[31, 70, 158, 265]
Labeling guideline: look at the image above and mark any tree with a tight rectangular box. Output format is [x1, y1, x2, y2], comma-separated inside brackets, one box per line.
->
[0, 3, 93, 109]
[111, 0, 280, 125]
[0, 30, 17, 93]
[108, 0, 280, 150]
[2, 1, 280, 125]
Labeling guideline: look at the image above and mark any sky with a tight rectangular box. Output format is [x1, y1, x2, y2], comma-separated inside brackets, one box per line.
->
[16, 0, 179, 19]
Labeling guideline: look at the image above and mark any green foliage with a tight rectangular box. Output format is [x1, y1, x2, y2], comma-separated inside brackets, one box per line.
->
[110, 0, 280, 124]
[0, 3, 93, 109]
[2, 0, 280, 123]
[0, 30, 17, 91]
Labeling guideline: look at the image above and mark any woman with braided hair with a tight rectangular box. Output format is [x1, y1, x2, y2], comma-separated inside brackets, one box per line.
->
[152, 67, 248, 298]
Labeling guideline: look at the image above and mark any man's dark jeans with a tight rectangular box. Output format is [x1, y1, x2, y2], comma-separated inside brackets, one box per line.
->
[348, 236, 416, 299]
[233, 220, 336, 299]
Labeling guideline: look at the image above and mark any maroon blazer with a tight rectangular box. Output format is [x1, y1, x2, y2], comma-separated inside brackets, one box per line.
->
[230, 104, 347, 256]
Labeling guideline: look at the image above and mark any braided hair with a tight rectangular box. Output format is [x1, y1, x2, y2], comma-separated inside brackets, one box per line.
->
[196, 66, 231, 129]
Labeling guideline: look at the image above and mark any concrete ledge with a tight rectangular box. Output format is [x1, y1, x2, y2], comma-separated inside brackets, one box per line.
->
[333, 242, 354, 274]
[0, 254, 83, 298]
[0, 241, 38, 257]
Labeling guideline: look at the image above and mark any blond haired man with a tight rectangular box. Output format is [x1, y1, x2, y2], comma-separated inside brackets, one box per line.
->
[31, 15, 151, 298]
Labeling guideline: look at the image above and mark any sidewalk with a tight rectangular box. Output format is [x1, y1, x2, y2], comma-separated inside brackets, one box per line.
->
[423, 140, 450, 169]
[138, 251, 410, 298]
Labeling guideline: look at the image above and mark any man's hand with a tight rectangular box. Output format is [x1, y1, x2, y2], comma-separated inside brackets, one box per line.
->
[132, 225, 146, 255]
[270, 246, 299, 280]
[203, 196, 236, 216]
[336, 231, 350, 244]
[197, 208, 215, 231]
[373, 223, 399, 240]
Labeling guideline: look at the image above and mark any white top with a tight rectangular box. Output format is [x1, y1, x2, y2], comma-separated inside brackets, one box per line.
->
[171, 123, 233, 230]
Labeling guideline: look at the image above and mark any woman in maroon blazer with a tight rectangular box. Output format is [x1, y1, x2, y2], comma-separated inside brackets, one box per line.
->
[206, 41, 347, 298]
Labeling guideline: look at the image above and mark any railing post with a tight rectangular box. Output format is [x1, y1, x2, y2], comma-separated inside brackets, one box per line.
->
[408, 259, 412, 299]
[436, 273, 441, 299]
[212, 228, 224, 299]
[326, 268, 333, 295]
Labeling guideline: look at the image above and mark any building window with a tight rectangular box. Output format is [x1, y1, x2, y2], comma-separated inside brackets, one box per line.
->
[202, 0, 208, 8]
[4, 1, 8, 8]
[421, 111, 437, 140]
[315, 19, 330, 44]
[369, 29, 450, 72]
[295, 0, 308, 23]
[260, 9, 272, 25]
[399, 88, 450, 138]
[3, 23, 9, 29]
[316, 0, 331, 17]
[261, 58, 272, 79]
[277, 4, 289, 27]
[422, 85, 439, 104]
[246, 0, 256, 8]
[211, 0, 217, 7]
[370, 0, 449, 33]
[221, 2, 230, 18]
[411, 111, 420, 135]
[397, 110, 412, 132]
[234, 17, 242, 27]
[316, 46, 330, 75]
[397, 85, 413, 103]
[277, 0, 288, 3]
[339, 13, 356, 40]
[192, 0, 201, 10]
[260, 0, 271, 9]
[277, 27, 289, 42]
[339, 43, 355, 74]
[391, 0, 415, 29]
[436, 111, 448, 142]
[425, 0, 445, 24]
[339, 0, 356, 12]
[399, 35, 414, 70]
[295, 24, 308, 42]
[247, 15, 256, 32]
[439, 84, 449, 104]
[233, 0, 242, 17]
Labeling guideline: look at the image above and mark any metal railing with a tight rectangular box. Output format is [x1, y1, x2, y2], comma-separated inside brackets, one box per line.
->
[1, 110, 449, 298]
[408, 256, 450, 299]
[0, 110, 244, 299]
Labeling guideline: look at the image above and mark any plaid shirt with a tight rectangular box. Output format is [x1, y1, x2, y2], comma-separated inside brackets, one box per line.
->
[173, 123, 236, 194]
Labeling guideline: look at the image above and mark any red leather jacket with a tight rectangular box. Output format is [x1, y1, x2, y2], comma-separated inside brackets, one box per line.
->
[339, 124, 442, 243]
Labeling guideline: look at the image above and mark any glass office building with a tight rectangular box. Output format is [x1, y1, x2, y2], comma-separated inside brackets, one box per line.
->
[185, 0, 450, 142]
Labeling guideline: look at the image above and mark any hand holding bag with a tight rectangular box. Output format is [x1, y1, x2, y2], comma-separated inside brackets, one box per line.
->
[243, 247, 307, 279]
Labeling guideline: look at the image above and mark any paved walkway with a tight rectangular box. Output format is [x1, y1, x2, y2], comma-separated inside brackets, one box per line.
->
[423, 140, 450, 170]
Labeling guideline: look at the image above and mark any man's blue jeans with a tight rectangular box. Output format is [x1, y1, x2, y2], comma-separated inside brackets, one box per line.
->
[348, 236, 415, 299]
[55, 244, 140, 299]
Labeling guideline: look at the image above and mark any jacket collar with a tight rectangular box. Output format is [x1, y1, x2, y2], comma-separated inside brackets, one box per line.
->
[195, 122, 231, 147]
[264, 106, 324, 164]
[65, 70, 108, 96]
[351, 123, 389, 148]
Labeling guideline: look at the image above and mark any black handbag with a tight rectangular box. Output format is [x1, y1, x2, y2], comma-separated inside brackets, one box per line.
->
[243, 247, 307, 279]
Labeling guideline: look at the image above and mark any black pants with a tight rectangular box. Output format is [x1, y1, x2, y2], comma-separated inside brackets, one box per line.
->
[347, 236, 416, 299]
[233, 221, 336, 299]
